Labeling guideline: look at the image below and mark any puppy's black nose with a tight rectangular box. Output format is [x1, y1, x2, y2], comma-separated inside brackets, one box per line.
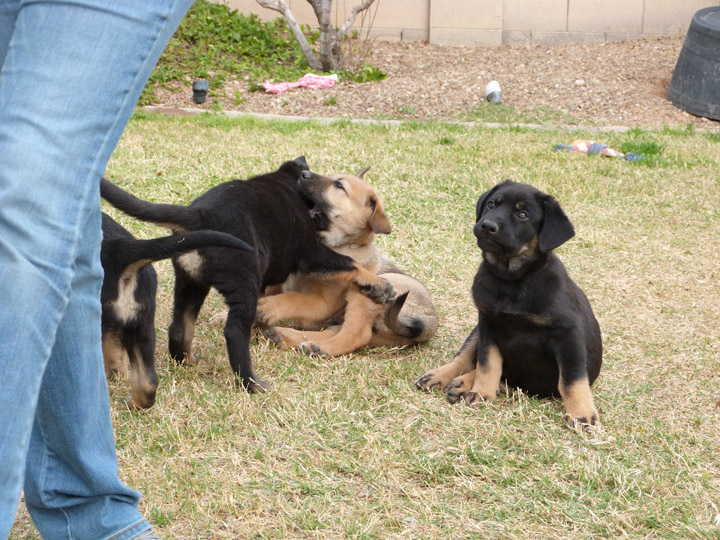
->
[480, 219, 499, 234]
[300, 170, 312, 180]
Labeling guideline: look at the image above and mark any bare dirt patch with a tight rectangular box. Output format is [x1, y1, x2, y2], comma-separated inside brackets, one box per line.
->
[150, 36, 720, 129]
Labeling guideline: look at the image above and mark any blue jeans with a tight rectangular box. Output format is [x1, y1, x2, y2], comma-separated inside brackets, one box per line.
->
[0, 1, 193, 538]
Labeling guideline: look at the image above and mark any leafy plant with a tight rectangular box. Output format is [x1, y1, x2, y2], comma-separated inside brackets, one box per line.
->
[141, 0, 311, 103]
[140, 0, 385, 105]
[347, 62, 387, 83]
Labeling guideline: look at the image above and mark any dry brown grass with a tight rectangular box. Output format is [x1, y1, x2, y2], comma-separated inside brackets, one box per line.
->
[11, 114, 720, 539]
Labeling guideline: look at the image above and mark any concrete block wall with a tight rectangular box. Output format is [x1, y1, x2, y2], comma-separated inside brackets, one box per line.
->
[218, 0, 718, 46]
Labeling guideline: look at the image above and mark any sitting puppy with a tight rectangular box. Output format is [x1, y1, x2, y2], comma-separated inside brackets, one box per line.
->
[101, 213, 251, 409]
[256, 167, 438, 356]
[415, 180, 602, 428]
[100, 157, 395, 393]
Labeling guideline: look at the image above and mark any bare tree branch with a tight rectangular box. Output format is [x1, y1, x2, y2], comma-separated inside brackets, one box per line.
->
[337, 0, 377, 40]
[257, 0, 379, 71]
[256, 0, 322, 70]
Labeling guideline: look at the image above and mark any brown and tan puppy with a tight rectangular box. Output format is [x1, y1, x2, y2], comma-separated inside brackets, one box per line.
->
[256, 167, 438, 356]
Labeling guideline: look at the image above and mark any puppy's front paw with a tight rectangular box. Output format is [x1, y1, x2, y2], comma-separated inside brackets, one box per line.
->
[357, 279, 397, 304]
[415, 370, 446, 392]
[445, 375, 472, 404]
[256, 297, 280, 327]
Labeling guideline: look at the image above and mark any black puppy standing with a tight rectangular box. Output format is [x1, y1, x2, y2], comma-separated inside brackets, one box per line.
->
[416, 180, 602, 428]
[101, 157, 395, 393]
[101, 213, 251, 409]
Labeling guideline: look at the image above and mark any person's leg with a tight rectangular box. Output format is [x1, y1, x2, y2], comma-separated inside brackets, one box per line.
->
[0, 0, 193, 537]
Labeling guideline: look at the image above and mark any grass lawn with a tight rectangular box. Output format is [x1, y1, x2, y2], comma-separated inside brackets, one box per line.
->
[12, 113, 720, 539]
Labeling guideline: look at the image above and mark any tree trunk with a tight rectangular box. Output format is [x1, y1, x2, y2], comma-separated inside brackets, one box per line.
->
[255, 0, 323, 71]
[256, 0, 378, 72]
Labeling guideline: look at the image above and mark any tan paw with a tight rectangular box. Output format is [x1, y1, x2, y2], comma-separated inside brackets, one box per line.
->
[565, 409, 599, 431]
[256, 296, 280, 327]
[445, 370, 476, 404]
[415, 369, 449, 392]
[299, 342, 327, 357]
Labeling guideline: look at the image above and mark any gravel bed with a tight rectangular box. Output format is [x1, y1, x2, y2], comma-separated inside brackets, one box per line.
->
[151, 37, 720, 129]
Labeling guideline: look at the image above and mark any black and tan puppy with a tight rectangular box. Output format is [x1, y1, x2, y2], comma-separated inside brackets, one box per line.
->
[100, 157, 395, 393]
[415, 180, 602, 428]
[101, 213, 251, 409]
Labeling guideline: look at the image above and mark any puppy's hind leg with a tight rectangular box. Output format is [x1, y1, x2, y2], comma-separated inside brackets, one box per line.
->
[168, 270, 210, 366]
[559, 375, 599, 429]
[223, 288, 268, 393]
[295, 291, 377, 356]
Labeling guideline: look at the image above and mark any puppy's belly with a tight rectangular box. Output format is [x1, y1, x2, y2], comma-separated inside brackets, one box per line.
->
[492, 331, 561, 398]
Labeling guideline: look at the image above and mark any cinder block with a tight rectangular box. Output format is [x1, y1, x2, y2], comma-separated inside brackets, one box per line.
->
[429, 28, 503, 47]
[642, 0, 715, 34]
[430, 0, 503, 30]
[568, 0, 643, 33]
[605, 33, 656, 42]
[502, 29, 532, 46]
[357, 0, 428, 31]
[531, 31, 606, 46]
[400, 28, 430, 42]
[504, 0, 567, 32]
[369, 32, 403, 43]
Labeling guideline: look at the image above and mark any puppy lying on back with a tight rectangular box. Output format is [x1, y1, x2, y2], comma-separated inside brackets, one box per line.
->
[256, 167, 438, 356]
[101, 213, 251, 409]
[416, 180, 602, 429]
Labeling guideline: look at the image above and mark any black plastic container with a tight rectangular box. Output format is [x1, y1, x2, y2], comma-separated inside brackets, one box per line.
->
[667, 6, 720, 121]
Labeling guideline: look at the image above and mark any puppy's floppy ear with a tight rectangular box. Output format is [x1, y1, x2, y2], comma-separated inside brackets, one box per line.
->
[538, 195, 575, 252]
[369, 195, 391, 234]
[356, 166, 371, 178]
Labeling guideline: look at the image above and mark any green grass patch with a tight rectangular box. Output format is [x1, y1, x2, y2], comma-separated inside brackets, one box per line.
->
[12, 114, 719, 539]
[466, 102, 580, 126]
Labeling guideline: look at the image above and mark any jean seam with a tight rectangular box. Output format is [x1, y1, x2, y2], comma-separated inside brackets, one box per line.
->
[105, 518, 148, 540]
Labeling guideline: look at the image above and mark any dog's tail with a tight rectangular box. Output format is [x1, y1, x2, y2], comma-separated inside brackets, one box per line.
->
[380, 292, 438, 344]
[103, 229, 252, 278]
[101, 177, 202, 232]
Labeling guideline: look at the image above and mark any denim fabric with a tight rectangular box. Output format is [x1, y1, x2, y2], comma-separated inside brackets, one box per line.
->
[0, 1, 193, 538]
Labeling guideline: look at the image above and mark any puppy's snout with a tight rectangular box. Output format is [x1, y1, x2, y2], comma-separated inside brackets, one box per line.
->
[480, 219, 499, 234]
[300, 170, 312, 180]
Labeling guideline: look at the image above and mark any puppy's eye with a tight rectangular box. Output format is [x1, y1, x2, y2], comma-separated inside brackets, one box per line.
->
[517, 210, 528, 219]
[487, 201, 495, 209]
[333, 180, 345, 191]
